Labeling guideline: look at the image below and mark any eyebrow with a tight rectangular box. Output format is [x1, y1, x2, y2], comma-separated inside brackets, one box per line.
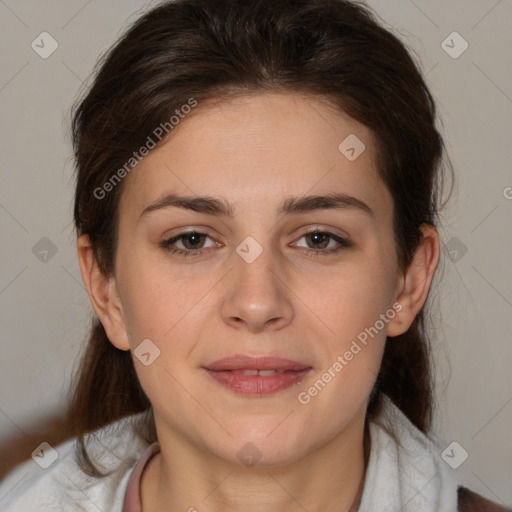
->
[139, 192, 374, 219]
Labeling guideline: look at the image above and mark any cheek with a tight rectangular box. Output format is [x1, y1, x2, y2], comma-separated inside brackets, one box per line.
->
[117, 252, 214, 346]
[297, 266, 393, 428]
[317, 278, 389, 384]
[306, 250, 397, 399]
[115, 252, 174, 341]
[318, 260, 397, 336]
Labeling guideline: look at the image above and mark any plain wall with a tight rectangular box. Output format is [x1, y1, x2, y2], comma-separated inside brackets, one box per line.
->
[0, 0, 511, 505]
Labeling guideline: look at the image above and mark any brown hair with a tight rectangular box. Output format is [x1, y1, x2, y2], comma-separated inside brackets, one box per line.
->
[66, 0, 452, 476]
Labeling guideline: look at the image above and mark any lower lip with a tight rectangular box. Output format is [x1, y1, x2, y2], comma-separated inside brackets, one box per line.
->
[204, 369, 311, 396]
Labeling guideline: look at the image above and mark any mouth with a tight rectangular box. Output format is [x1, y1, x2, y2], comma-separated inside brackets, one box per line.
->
[202, 355, 312, 396]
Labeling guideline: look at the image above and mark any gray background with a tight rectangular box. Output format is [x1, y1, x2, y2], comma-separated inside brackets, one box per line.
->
[0, 0, 511, 506]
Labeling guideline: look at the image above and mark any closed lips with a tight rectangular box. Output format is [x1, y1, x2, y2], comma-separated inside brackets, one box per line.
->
[204, 355, 313, 396]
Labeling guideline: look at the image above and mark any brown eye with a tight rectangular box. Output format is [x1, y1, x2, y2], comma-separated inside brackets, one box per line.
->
[179, 232, 207, 250]
[304, 231, 331, 249]
[160, 231, 218, 258]
[294, 230, 350, 252]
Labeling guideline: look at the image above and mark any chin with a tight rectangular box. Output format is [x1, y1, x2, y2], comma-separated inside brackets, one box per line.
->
[218, 426, 308, 467]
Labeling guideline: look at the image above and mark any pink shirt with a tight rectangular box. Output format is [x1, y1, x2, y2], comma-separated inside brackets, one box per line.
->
[122, 442, 161, 512]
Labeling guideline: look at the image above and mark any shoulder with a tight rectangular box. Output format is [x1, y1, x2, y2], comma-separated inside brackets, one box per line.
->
[368, 395, 512, 512]
[458, 486, 512, 512]
[0, 412, 150, 512]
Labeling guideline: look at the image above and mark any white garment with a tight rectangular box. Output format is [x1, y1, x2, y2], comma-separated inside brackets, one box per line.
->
[358, 393, 460, 511]
[0, 394, 461, 511]
[0, 416, 148, 512]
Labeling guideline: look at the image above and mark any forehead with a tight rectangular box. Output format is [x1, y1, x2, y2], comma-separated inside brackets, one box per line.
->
[119, 92, 392, 220]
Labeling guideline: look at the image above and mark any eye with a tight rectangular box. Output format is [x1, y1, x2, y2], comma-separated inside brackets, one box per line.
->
[160, 229, 350, 259]
[292, 230, 350, 257]
[160, 231, 217, 257]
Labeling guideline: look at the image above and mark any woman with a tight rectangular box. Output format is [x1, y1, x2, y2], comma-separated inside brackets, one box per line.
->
[0, 0, 509, 510]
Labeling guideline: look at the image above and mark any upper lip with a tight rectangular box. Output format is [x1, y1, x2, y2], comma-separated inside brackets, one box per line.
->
[204, 354, 311, 372]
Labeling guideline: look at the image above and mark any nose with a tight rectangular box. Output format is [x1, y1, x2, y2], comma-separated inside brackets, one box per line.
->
[220, 243, 294, 333]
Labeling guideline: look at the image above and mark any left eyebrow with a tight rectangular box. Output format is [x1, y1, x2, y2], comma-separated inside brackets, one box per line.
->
[139, 192, 374, 219]
[279, 193, 374, 217]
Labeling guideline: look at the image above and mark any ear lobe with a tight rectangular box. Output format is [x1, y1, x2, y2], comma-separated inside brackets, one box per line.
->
[386, 224, 440, 337]
[76, 234, 130, 351]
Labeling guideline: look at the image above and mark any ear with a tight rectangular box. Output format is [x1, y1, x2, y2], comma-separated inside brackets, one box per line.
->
[77, 234, 130, 351]
[387, 224, 440, 337]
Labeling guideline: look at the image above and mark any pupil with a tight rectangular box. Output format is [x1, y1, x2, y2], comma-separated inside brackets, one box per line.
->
[310, 231, 327, 248]
[186, 233, 202, 248]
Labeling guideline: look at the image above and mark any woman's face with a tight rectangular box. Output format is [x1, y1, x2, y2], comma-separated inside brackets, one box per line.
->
[110, 93, 404, 466]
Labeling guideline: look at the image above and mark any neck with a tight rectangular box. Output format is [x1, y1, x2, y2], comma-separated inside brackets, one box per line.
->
[141, 410, 369, 512]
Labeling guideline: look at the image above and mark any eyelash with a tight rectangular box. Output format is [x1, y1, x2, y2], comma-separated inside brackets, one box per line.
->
[159, 230, 351, 259]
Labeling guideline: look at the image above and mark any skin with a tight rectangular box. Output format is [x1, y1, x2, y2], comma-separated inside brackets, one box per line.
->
[77, 93, 439, 512]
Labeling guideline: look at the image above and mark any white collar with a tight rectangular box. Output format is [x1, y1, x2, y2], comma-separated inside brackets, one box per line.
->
[359, 393, 460, 511]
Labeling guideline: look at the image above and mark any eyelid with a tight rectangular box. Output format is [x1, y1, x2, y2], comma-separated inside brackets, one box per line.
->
[293, 224, 350, 240]
[160, 226, 218, 243]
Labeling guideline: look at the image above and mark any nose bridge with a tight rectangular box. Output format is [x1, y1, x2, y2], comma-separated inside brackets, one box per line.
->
[233, 234, 280, 300]
[221, 233, 293, 330]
